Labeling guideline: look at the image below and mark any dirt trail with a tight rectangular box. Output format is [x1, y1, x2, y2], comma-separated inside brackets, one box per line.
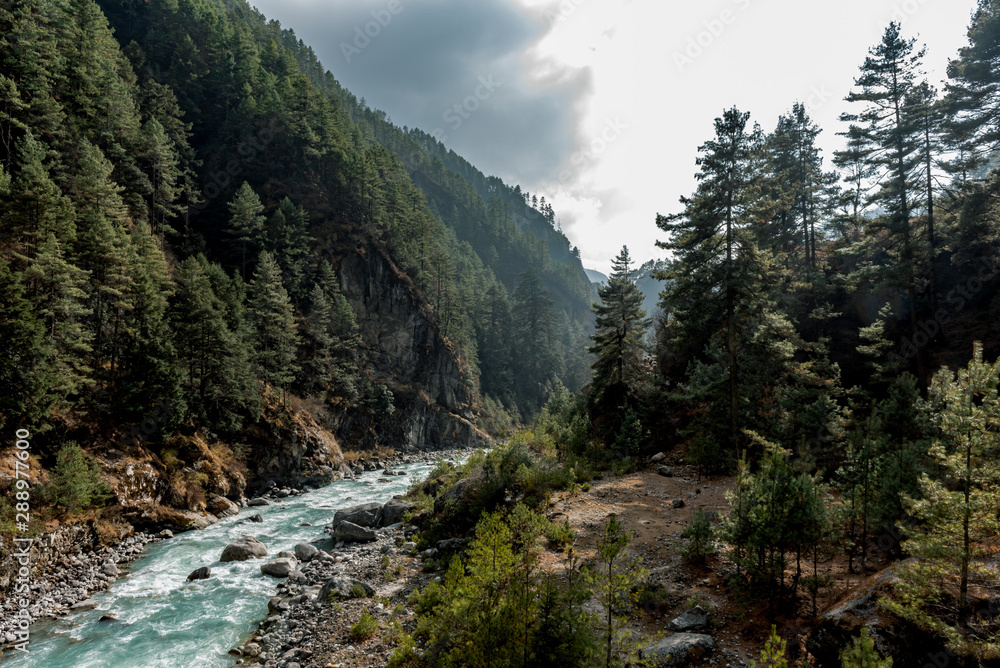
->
[541, 461, 767, 666]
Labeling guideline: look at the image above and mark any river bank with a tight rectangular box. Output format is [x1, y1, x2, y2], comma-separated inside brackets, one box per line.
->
[0, 448, 467, 666]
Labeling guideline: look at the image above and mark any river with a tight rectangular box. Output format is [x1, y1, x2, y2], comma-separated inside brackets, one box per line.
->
[3, 461, 440, 668]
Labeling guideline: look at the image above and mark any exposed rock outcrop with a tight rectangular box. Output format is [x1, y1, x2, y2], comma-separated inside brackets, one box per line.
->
[330, 243, 491, 452]
[806, 565, 958, 668]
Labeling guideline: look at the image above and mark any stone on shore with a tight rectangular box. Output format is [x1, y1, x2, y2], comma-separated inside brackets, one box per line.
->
[641, 633, 715, 667]
[293, 543, 319, 562]
[207, 495, 241, 519]
[334, 521, 377, 543]
[260, 557, 297, 578]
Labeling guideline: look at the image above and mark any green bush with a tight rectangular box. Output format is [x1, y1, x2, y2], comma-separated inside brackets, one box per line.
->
[44, 442, 112, 514]
[350, 613, 379, 641]
[681, 508, 715, 563]
[403, 504, 599, 667]
[349, 582, 368, 599]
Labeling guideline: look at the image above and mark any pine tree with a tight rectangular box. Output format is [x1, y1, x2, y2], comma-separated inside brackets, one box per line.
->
[303, 267, 361, 402]
[119, 220, 184, 423]
[172, 256, 255, 431]
[589, 246, 649, 445]
[226, 181, 266, 279]
[766, 103, 835, 272]
[884, 344, 1000, 656]
[72, 140, 134, 391]
[512, 268, 562, 416]
[657, 106, 774, 459]
[944, 0, 1000, 152]
[0, 258, 51, 429]
[840, 627, 893, 668]
[24, 233, 93, 407]
[841, 22, 927, 380]
[9, 131, 75, 253]
[249, 251, 300, 401]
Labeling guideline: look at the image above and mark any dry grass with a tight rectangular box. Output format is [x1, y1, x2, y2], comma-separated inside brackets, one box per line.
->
[342, 446, 397, 465]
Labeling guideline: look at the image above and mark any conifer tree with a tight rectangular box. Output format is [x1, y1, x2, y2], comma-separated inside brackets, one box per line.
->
[72, 140, 134, 390]
[885, 344, 1000, 655]
[249, 250, 300, 402]
[945, 0, 1000, 152]
[226, 181, 266, 279]
[0, 258, 50, 429]
[657, 106, 774, 458]
[172, 256, 255, 431]
[841, 22, 927, 378]
[24, 233, 93, 406]
[512, 268, 562, 416]
[589, 246, 649, 445]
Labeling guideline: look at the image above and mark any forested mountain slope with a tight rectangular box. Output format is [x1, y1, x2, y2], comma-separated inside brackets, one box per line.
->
[0, 0, 592, 519]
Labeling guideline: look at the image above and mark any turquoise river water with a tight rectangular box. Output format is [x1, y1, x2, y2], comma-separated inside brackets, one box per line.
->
[3, 461, 439, 668]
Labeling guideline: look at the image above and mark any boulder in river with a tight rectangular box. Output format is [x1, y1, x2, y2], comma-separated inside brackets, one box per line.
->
[640, 633, 715, 667]
[293, 543, 319, 562]
[247, 513, 264, 523]
[187, 566, 212, 581]
[247, 498, 270, 507]
[220, 536, 267, 562]
[334, 521, 377, 543]
[260, 557, 297, 578]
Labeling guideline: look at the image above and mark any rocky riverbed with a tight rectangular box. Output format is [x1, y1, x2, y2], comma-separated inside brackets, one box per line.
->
[0, 448, 467, 665]
[0, 531, 161, 643]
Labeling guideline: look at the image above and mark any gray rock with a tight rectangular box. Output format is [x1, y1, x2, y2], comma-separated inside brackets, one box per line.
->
[657, 465, 674, 477]
[248, 513, 264, 523]
[220, 536, 268, 562]
[641, 633, 715, 667]
[70, 599, 98, 611]
[247, 498, 270, 507]
[98, 614, 116, 622]
[434, 477, 476, 513]
[293, 543, 319, 562]
[672, 498, 685, 509]
[158, 529, 174, 539]
[436, 538, 467, 552]
[334, 520, 377, 543]
[207, 495, 241, 519]
[330, 502, 383, 529]
[101, 560, 119, 578]
[381, 498, 415, 526]
[651, 452, 667, 463]
[260, 557, 297, 578]
[187, 566, 212, 581]
[319, 576, 375, 601]
[668, 605, 708, 632]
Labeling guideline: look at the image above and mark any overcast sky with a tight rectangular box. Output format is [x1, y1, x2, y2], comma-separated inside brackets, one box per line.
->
[249, 0, 979, 273]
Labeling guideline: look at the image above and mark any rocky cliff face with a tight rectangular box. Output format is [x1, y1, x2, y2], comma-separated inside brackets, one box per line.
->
[333, 242, 490, 451]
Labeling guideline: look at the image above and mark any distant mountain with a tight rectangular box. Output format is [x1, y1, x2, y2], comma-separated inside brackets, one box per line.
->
[585, 269, 609, 285]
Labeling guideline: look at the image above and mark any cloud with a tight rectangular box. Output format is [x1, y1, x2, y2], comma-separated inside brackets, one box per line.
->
[250, 0, 589, 185]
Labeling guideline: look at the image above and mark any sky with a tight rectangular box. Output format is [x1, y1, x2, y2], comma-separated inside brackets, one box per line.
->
[249, 0, 980, 274]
